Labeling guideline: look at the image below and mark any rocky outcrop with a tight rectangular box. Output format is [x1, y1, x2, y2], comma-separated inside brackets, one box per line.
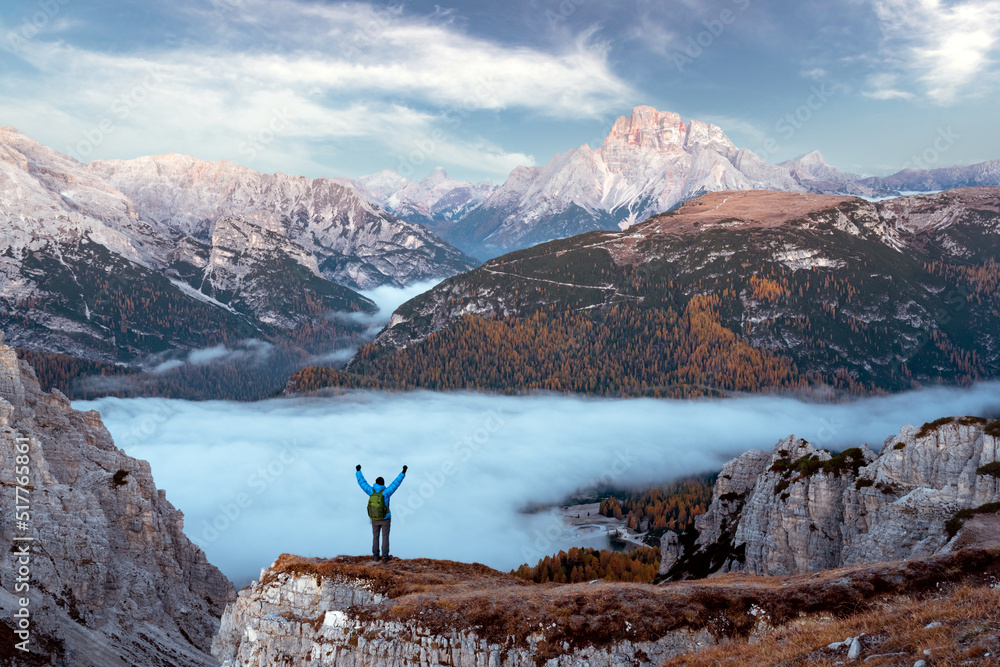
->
[189, 216, 375, 329]
[0, 332, 234, 665]
[214, 547, 1000, 667]
[662, 416, 1000, 579]
[213, 555, 717, 667]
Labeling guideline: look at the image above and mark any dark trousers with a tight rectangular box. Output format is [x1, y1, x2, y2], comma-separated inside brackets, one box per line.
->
[371, 518, 390, 557]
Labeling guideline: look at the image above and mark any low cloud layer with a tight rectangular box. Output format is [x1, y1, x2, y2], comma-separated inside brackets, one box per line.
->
[320, 279, 442, 362]
[78, 383, 1000, 586]
[150, 339, 275, 374]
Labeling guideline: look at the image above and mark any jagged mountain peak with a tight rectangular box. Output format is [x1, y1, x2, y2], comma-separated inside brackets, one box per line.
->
[91, 152, 475, 289]
[783, 149, 829, 166]
[355, 168, 411, 197]
[605, 105, 687, 152]
[420, 166, 451, 186]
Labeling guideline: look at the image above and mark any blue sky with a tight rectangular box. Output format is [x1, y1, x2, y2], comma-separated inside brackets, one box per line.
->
[2, 0, 999, 183]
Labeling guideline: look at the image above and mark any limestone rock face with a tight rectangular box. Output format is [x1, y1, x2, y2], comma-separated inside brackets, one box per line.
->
[0, 335, 234, 666]
[663, 418, 1000, 579]
[696, 448, 772, 547]
[213, 556, 714, 667]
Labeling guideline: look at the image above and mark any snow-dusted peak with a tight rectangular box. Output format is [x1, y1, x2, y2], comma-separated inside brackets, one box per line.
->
[605, 106, 687, 153]
[355, 169, 411, 200]
[684, 120, 738, 159]
[782, 151, 838, 179]
[779, 150, 885, 196]
[90, 152, 395, 239]
[419, 166, 451, 188]
[0, 125, 168, 267]
[787, 150, 829, 167]
[452, 105, 817, 256]
[355, 166, 496, 225]
[90, 152, 474, 288]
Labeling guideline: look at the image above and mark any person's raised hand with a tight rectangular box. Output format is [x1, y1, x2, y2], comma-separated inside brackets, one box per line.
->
[402, 465, 408, 473]
[356, 464, 361, 471]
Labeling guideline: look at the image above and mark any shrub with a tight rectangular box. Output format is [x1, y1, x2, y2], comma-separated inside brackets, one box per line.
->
[112, 469, 129, 487]
[774, 480, 790, 495]
[792, 454, 824, 477]
[958, 416, 987, 426]
[822, 448, 867, 476]
[986, 420, 1000, 438]
[917, 417, 955, 438]
[893, 442, 906, 451]
[769, 458, 790, 473]
[976, 461, 1000, 478]
[855, 478, 875, 490]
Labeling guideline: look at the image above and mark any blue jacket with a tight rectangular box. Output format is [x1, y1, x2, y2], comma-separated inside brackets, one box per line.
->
[357, 470, 405, 519]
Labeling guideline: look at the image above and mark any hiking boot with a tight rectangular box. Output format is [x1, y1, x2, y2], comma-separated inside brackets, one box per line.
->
[381, 555, 393, 563]
[372, 555, 381, 563]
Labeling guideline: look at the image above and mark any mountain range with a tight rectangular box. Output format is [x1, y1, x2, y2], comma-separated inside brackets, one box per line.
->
[341, 106, 1000, 259]
[4, 106, 1000, 393]
[0, 127, 474, 368]
[290, 187, 1000, 397]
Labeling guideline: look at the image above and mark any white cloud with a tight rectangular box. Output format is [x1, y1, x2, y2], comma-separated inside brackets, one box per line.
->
[872, 0, 1000, 104]
[628, 21, 678, 56]
[78, 382, 1000, 586]
[150, 339, 275, 374]
[862, 88, 916, 100]
[329, 279, 443, 342]
[861, 72, 917, 100]
[0, 0, 630, 178]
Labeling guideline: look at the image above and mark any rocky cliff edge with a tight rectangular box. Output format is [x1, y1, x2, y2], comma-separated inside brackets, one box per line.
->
[0, 332, 235, 666]
[661, 416, 1000, 580]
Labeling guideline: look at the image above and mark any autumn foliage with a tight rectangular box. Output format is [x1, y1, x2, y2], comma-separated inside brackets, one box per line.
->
[295, 296, 825, 398]
[599, 476, 715, 532]
[513, 546, 661, 584]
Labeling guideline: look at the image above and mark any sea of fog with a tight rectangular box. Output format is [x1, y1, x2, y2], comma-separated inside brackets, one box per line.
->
[77, 383, 1000, 586]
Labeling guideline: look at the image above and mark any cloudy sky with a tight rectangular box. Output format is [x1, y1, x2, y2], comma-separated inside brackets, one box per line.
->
[2, 0, 999, 183]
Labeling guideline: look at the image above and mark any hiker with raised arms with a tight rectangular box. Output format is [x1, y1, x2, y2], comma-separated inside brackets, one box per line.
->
[356, 464, 407, 562]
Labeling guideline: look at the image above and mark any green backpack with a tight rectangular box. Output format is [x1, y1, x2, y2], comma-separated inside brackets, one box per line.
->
[367, 490, 387, 520]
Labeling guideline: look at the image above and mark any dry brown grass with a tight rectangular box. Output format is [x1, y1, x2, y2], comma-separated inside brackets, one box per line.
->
[265, 548, 1000, 661]
[662, 585, 1000, 666]
[269, 554, 528, 598]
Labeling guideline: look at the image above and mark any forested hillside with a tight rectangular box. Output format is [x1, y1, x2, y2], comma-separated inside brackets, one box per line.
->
[288, 189, 1000, 398]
